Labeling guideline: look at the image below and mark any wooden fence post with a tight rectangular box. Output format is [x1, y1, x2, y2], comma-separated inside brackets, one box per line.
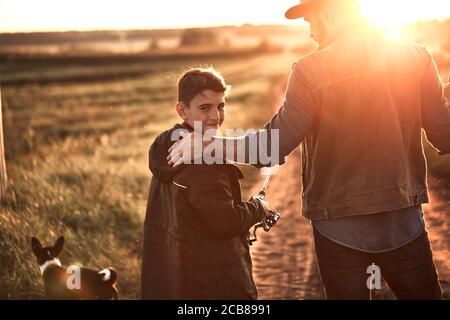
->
[0, 85, 7, 202]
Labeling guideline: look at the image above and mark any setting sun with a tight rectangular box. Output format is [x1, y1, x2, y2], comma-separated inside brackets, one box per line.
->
[360, 0, 450, 39]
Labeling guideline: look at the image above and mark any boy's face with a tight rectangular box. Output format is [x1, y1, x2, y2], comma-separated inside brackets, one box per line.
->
[177, 89, 226, 133]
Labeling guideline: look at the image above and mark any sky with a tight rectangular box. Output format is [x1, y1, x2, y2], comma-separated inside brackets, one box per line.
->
[0, 0, 449, 33]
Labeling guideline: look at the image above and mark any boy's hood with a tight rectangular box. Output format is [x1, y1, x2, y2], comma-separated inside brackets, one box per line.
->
[149, 123, 192, 182]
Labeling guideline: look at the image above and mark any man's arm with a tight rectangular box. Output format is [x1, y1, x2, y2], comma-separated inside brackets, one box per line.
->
[421, 50, 450, 155]
[168, 63, 317, 167]
[249, 62, 318, 167]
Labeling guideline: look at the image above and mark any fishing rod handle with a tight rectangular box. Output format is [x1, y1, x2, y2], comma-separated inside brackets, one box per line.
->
[256, 191, 265, 200]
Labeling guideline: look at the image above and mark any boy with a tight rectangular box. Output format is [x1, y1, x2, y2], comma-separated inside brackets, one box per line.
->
[141, 67, 277, 300]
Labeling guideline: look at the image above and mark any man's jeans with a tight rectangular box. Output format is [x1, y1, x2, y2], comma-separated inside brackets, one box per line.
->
[313, 228, 443, 300]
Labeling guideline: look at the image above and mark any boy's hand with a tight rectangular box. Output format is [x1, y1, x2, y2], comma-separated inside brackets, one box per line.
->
[250, 196, 278, 217]
[260, 199, 278, 215]
[247, 197, 280, 245]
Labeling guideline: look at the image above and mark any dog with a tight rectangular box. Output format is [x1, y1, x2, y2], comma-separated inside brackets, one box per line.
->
[31, 236, 118, 300]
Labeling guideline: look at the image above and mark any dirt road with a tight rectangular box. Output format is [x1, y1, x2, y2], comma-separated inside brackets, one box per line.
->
[250, 150, 325, 299]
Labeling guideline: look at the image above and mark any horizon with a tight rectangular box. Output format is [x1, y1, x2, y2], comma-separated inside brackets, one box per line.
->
[0, 22, 303, 35]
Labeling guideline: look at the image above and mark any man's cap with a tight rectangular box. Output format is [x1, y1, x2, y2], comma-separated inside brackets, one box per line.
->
[285, 0, 360, 19]
[285, 0, 323, 20]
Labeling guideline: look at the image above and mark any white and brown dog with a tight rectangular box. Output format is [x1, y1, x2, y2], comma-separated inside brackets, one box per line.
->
[31, 236, 118, 300]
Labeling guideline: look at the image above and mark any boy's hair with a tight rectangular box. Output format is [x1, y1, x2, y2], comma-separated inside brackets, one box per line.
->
[177, 67, 230, 106]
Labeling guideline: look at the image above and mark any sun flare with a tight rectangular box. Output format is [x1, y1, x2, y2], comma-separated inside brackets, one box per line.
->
[360, 0, 450, 39]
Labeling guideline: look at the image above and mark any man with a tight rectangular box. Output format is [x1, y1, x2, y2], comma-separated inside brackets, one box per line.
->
[141, 67, 277, 299]
[168, 0, 450, 299]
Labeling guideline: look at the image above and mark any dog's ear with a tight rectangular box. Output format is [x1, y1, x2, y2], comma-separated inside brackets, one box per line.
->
[52, 236, 65, 257]
[31, 237, 42, 256]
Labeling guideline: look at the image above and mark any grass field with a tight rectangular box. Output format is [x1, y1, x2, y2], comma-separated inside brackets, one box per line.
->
[0, 49, 299, 299]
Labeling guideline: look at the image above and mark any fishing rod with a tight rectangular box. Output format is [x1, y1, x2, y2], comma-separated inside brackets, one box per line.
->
[249, 167, 281, 245]
[255, 172, 271, 201]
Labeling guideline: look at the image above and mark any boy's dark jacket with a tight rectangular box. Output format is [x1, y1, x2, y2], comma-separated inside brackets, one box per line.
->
[141, 124, 268, 300]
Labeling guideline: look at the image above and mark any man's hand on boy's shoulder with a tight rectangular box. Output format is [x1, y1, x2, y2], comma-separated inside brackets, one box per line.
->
[168, 131, 213, 167]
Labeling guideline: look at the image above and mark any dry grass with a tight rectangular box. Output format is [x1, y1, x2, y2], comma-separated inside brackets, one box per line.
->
[0, 50, 298, 299]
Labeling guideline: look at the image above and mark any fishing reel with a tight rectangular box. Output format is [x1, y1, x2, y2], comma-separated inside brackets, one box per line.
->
[248, 191, 280, 246]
